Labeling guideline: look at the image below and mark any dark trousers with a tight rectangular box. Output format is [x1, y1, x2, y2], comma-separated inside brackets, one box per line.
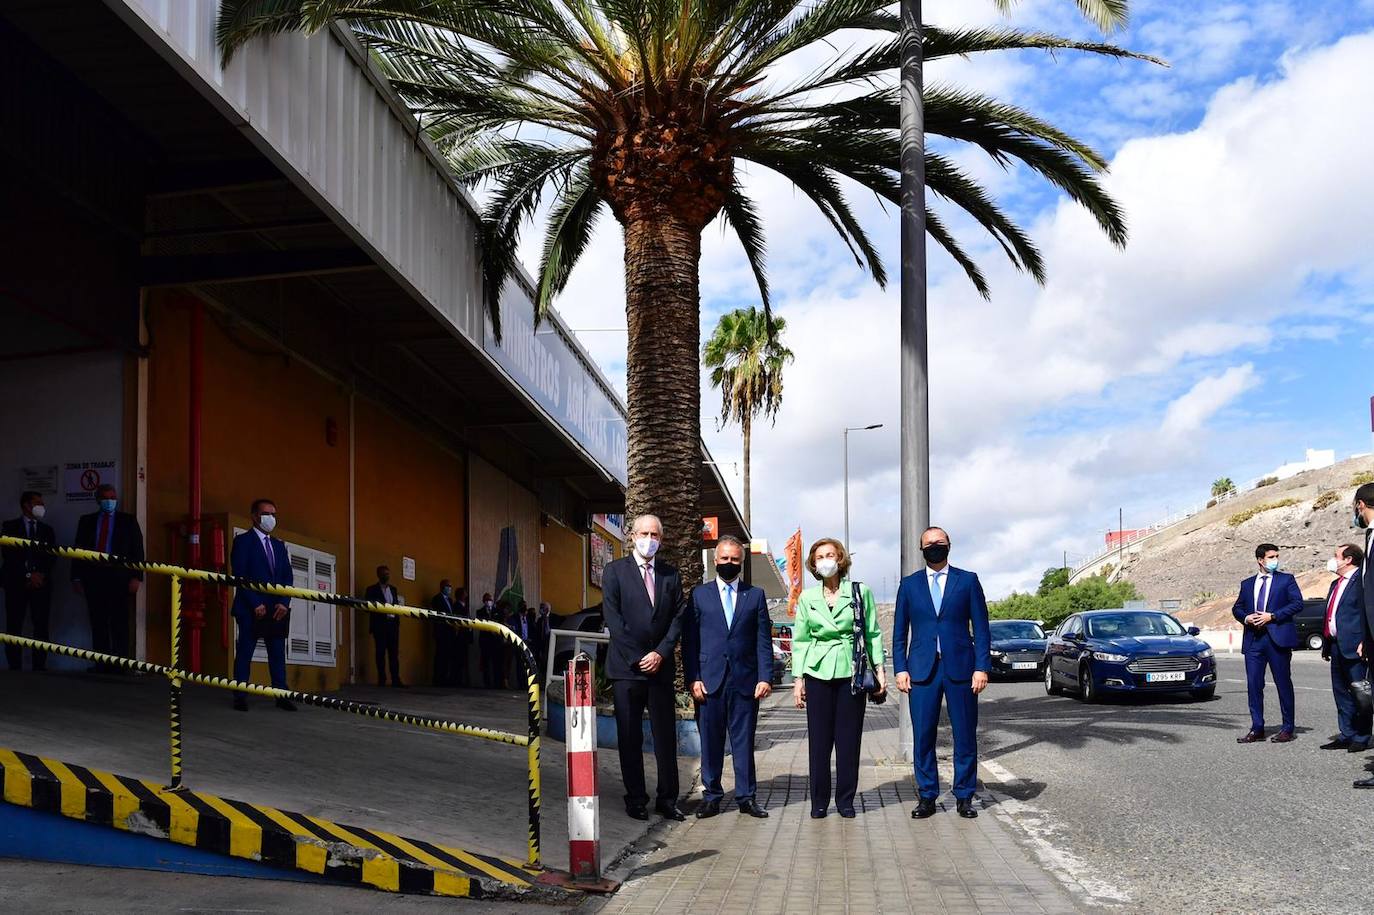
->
[373, 629, 401, 684]
[911, 655, 980, 799]
[4, 584, 52, 670]
[1329, 650, 1371, 741]
[804, 675, 866, 814]
[233, 617, 287, 688]
[480, 635, 502, 688]
[612, 676, 679, 807]
[1244, 635, 1295, 732]
[85, 581, 131, 662]
[698, 685, 759, 803]
[432, 624, 459, 686]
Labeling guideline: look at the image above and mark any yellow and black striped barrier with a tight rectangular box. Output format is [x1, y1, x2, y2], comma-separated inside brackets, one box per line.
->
[0, 535, 544, 869]
[0, 747, 549, 899]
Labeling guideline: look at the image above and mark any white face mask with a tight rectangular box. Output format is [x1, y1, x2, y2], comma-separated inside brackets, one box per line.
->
[634, 536, 660, 559]
[815, 557, 839, 579]
[258, 514, 277, 534]
[29, 505, 46, 520]
[1328, 557, 1341, 575]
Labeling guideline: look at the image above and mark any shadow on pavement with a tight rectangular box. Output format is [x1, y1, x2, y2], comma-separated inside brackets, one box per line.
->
[623, 849, 718, 880]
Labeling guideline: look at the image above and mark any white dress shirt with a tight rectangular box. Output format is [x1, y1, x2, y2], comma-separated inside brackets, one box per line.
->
[1328, 569, 1355, 637]
[1253, 573, 1272, 614]
[717, 577, 737, 624]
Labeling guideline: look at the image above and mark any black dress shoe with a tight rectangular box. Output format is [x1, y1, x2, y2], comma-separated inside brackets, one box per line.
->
[810, 809, 827, 819]
[232, 694, 249, 712]
[655, 801, 686, 821]
[912, 797, 937, 819]
[1236, 730, 1266, 744]
[393, 680, 407, 688]
[1348, 740, 1371, 753]
[1321, 738, 1352, 750]
[276, 698, 297, 712]
[956, 797, 978, 819]
[696, 799, 721, 819]
[738, 800, 769, 818]
[1355, 777, 1374, 789]
[1270, 730, 1295, 743]
[837, 807, 856, 819]
[626, 805, 649, 821]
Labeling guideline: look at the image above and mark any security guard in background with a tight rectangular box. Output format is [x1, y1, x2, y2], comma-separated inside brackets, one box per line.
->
[2, 491, 57, 671]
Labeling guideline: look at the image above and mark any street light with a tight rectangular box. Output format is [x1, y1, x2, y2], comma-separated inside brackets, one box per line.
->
[844, 424, 885, 550]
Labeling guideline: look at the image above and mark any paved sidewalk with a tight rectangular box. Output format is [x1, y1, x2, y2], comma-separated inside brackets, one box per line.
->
[586, 697, 1081, 915]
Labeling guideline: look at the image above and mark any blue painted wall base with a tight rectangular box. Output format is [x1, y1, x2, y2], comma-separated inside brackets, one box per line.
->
[546, 699, 711, 757]
[0, 804, 324, 883]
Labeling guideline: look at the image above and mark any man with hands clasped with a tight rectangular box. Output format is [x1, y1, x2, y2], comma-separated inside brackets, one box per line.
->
[601, 514, 688, 821]
[683, 535, 772, 819]
[229, 499, 296, 712]
[1232, 542, 1303, 744]
[893, 527, 991, 820]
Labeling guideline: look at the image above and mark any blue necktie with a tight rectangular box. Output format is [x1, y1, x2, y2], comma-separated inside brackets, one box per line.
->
[723, 584, 735, 628]
[930, 572, 944, 615]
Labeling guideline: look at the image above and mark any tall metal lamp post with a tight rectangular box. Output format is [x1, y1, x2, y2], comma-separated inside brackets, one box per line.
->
[844, 424, 885, 550]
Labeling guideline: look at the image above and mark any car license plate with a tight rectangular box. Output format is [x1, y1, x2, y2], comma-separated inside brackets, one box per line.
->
[1145, 671, 1186, 683]
[1012, 662, 1038, 670]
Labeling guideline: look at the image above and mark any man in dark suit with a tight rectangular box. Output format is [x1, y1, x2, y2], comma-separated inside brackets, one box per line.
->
[366, 565, 405, 687]
[1319, 543, 1368, 751]
[430, 578, 460, 686]
[1351, 484, 1374, 787]
[683, 535, 772, 819]
[2, 491, 57, 671]
[1232, 542, 1304, 744]
[602, 514, 687, 821]
[894, 526, 991, 820]
[505, 600, 537, 689]
[72, 484, 144, 671]
[229, 499, 295, 711]
[532, 601, 553, 685]
[477, 592, 502, 689]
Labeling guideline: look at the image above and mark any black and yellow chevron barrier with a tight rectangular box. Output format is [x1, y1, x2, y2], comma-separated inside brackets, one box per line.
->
[0, 748, 552, 899]
[0, 535, 544, 869]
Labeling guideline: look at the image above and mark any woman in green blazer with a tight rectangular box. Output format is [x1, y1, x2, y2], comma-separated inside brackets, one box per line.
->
[791, 537, 885, 818]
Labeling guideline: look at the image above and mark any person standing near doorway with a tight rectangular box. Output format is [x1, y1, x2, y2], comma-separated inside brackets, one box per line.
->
[367, 565, 405, 687]
[228, 499, 295, 711]
[2, 491, 57, 671]
[72, 484, 144, 672]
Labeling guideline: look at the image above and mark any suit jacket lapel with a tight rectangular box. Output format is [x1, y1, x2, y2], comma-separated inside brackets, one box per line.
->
[650, 558, 666, 611]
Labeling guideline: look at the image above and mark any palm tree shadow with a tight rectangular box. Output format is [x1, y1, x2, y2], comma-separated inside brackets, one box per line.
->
[624, 849, 719, 880]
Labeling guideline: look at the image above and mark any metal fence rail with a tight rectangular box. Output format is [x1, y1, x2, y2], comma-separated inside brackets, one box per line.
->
[0, 535, 543, 868]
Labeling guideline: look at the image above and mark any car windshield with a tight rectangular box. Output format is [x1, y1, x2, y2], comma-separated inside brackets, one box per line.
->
[990, 621, 1045, 640]
[1086, 612, 1186, 639]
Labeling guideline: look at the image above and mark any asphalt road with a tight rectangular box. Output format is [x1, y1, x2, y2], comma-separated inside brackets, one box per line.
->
[977, 651, 1369, 914]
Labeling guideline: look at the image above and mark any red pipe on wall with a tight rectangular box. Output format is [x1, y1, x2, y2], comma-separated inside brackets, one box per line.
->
[186, 299, 205, 672]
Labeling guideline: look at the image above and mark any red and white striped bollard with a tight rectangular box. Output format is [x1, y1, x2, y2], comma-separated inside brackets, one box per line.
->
[567, 653, 600, 881]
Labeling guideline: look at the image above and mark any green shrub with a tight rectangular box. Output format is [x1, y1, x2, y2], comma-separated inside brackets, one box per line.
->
[1228, 498, 1299, 527]
[990, 574, 1140, 631]
[1255, 476, 1279, 489]
[1313, 490, 1339, 511]
[1191, 590, 1217, 609]
[1352, 471, 1374, 487]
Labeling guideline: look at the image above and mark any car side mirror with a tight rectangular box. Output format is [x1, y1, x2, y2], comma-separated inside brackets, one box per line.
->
[1067, 632, 1083, 642]
[1187, 626, 1201, 637]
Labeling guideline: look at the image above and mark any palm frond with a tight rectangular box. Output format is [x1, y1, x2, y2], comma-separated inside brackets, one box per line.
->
[991, 0, 1130, 32]
[924, 207, 990, 299]
[925, 152, 1044, 282]
[718, 179, 771, 316]
[535, 163, 606, 320]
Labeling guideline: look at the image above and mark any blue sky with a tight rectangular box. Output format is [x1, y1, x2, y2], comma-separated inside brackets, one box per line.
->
[534, 0, 1374, 600]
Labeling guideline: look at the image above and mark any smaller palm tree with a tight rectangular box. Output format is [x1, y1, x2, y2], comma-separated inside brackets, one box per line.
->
[704, 308, 793, 529]
[1211, 478, 1236, 498]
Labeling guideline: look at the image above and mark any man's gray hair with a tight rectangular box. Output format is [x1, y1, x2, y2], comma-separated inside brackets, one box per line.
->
[631, 514, 663, 535]
[715, 534, 746, 555]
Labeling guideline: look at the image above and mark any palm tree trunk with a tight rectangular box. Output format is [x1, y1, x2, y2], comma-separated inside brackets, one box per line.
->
[623, 210, 704, 590]
[742, 413, 751, 531]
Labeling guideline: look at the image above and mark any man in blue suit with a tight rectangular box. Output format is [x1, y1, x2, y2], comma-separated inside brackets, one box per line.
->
[893, 527, 990, 820]
[1232, 542, 1303, 743]
[683, 535, 773, 820]
[229, 498, 296, 712]
[1320, 543, 1368, 751]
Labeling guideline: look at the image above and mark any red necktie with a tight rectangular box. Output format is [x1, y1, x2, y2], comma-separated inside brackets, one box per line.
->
[1325, 581, 1341, 639]
[97, 513, 112, 554]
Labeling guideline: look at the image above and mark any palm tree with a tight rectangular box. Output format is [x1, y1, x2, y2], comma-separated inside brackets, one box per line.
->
[1211, 477, 1236, 498]
[218, 0, 1154, 585]
[704, 308, 793, 528]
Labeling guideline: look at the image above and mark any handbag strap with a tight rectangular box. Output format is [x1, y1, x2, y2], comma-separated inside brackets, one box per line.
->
[850, 581, 869, 681]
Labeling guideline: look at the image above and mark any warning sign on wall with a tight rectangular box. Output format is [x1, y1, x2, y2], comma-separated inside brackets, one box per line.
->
[64, 460, 118, 503]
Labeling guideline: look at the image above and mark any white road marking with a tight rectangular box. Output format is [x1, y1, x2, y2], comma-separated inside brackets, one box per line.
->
[1221, 678, 1324, 691]
[979, 756, 1132, 907]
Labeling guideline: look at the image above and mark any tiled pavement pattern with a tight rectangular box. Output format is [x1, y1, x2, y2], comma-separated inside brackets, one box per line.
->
[587, 698, 1083, 915]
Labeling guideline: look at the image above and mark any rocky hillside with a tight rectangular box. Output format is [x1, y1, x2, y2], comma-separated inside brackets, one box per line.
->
[1113, 456, 1374, 628]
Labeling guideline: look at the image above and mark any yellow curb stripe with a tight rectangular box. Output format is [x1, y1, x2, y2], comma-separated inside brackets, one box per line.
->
[88, 770, 140, 829]
[146, 781, 198, 847]
[251, 804, 328, 875]
[0, 750, 32, 807]
[41, 758, 87, 820]
[432, 871, 473, 897]
[304, 817, 400, 892]
[195, 792, 263, 860]
[432, 841, 536, 885]
[367, 829, 467, 877]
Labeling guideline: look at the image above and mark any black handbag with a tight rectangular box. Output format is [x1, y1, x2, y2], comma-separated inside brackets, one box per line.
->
[1353, 677, 1373, 715]
[850, 581, 886, 704]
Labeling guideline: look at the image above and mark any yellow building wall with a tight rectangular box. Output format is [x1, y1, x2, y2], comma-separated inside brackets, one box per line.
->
[146, 292, 466, 692]
[539, 518, 585, 615]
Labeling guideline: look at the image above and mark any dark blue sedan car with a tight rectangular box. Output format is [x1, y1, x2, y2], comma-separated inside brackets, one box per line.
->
[1044, 609, 1217, 702]
[988, 619, 1048, 679]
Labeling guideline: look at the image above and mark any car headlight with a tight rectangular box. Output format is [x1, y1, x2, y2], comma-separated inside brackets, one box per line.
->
[1197, 647, 1214, 659]
[990, 650, 1006, 658]
[1092, 651, 1129, 663]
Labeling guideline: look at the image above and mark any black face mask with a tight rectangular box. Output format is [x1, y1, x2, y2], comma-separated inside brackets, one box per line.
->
[715, 561, 742, 582]
[379, 575, 390, 585]
[921, 543, 950, 565]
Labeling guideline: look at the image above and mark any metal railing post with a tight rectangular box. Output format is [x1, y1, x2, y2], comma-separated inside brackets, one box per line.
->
[169, 573, 184, 789]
